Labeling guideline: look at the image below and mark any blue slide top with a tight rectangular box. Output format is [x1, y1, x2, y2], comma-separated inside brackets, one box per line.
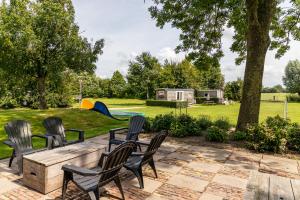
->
[92, 101, 126, 121]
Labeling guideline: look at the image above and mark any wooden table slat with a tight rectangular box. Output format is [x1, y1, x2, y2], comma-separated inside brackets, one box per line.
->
[244, 171, 270, 200]
[269, 174, 294, 200]
[291, 179, 300, 200]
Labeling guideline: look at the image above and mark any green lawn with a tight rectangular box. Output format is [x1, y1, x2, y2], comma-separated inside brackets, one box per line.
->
[0, 108, 127, 159]
[261, 93, 290, 101]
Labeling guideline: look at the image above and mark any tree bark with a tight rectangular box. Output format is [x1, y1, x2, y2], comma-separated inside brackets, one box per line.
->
[237, 0, 275, 130]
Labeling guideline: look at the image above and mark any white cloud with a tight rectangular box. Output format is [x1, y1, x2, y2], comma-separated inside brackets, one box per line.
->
[157, 47, 185, 63]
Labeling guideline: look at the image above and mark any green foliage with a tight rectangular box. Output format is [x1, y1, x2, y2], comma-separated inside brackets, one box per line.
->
[152, 113, 176, 132]
[262, 85, 285, 93]
[0, 0, 104, 109]
[287, 124, 300, 151]
[127, 52, 161, 99]
[143, 117, 154, 133]
[196, 115, 213, 130]
[0, 93, 18, 109]
[170, 114, 198, 137]
[283, 60, 300, 95]
[206, 126, 228, 142]
[214, 118, 231, 130]
[232, 131, 247, 141]
[146, 100, 188, 108]
[287, 94, 300, 102]
[224, 79, 243, 101]
[109, 71, 126, 98]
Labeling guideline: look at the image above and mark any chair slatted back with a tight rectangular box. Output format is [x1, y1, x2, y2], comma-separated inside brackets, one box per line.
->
[5, 120, 33, 152]
[43, 117, 66, 139]
[99, 141, 136, 183]
[126, 116, 145, 141]
[142, 131, 167, 164]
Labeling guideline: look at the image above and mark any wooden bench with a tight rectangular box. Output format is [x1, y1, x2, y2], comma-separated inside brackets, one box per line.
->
[23, 141, 106, 194]
[244, 171, 300, 200]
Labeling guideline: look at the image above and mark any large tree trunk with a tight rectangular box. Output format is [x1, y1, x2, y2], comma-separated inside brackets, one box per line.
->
[237, 0, 275, 130]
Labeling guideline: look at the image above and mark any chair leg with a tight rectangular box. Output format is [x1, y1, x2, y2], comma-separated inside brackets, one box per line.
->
[114, 176, 125, 200]
[8, 150, 15, 167]
[61, 172, 72, 200]
[148, 159, 158, 178]
[108, 142, 112, 152]
[132, 167, 144, 189]
[88, 191, 97, 200]
[16, 155, 23, 175]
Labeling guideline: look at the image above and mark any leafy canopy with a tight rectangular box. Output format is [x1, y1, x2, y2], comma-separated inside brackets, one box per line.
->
[283, 59, 300, 94]
[149, 0, 300, 66]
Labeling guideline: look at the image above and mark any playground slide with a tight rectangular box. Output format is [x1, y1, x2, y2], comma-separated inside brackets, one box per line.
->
[81, 99, 143, 121]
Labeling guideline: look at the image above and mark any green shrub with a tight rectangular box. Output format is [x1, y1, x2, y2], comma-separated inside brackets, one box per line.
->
[265, 115, 290, 130]
[245, 124, 287, 153]
[0, 94, 18, 109]
[287, 94, 300, 102]
[152, 113, 176, 132]
[146, 100, 188, 108]
[287, 124, 300, 151]
[205, 126, 228, 142]
[143, 117, 153, 132]
[214, 117, 231, 130]
[195, 97, 221, 104]
[46, 92, 71, 108]
[232, 131, 247, 141]
[170, 114, 198, 137]
[196, 115, 213, 130]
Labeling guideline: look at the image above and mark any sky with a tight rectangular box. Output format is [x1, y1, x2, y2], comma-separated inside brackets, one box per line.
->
[72, 0, 300, 87]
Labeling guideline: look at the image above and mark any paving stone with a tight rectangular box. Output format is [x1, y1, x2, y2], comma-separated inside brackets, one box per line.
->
[199, 193, 224, 200]
[126, 177, 163, 193]
[180, 167, 216, 181]
[197, 146, 232, 162]
[155, 162, 182, 174]
[166, 151, 196, 162]
[260, 155, 299, 175]
[167, 174, 209, 192]
[0, 179, 21, 194]
[187, 161, 222, 173]
[212, 174, 248, 189]
[218, 166, 250, 180]
[206, 182, 244, 200]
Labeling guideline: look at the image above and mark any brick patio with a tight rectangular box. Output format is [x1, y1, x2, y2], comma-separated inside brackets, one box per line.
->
[0, 134, 300, 200]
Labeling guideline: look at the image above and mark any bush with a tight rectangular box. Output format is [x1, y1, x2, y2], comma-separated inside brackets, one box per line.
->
[0, 94, 18, 109]
[143, 117, 153, 132]
[146, 100, 188, 108]
[214, 117, 231, 130]
[152, 113, 176, 132]
[196, 115, 213, 130]
[287, 124, 300, 151]
[245, 124, 287, 153]
[232, 131, 247, 141]
[287, 94, 300, 102]
[205, 126, 228, 142]
[46, 92, 72, 108]
[265, 115, 290, 129]
[170, 114, 198, 137]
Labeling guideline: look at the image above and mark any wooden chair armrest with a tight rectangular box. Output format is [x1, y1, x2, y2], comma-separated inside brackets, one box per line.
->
[109, 128, 128, 140]
[131, 152, 144, 156]
[136, 140, 150, 146]
[65, 129, 85, 142]
[3, 140, 16, 148]
[62, 165, 99, 176]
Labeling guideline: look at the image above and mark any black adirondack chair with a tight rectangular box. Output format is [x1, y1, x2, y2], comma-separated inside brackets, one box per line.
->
[43, 117, 84, 148]
[124, 131, 168, 189]
[3, 120, 52, 174]
[108, 115, 145, 151]
[61, 141, 136, 200]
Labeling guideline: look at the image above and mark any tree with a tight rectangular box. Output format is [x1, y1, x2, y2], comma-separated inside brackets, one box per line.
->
[127, 52, 161, 99]
[262, 84, 285, 93]
[201, 67, 224, 90]
[109, 71, 127, 98]
[224, 79, 243, 101]
[0, 0, 104, 109]
[283, 60, 300, 95]
[149, 0, 300, 130]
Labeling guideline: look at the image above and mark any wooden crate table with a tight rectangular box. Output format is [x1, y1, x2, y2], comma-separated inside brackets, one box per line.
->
[23, 141, 106, 194]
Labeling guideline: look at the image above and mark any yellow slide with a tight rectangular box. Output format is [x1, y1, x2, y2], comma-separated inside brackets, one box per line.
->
[81, 99, 94, 109]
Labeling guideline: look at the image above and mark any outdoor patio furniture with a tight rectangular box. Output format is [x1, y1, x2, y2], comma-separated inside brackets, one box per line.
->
[43, 117, 84, 148]
[3, 120, 52, 175]
[108, 115, 145, 151]
[61, 141, 136, 200]
[124, 131, 168, 189]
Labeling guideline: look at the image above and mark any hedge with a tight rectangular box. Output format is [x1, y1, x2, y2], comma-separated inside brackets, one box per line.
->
[146, 100, 188, 108]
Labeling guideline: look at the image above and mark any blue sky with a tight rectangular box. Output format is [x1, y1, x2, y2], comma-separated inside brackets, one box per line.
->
[73, 0, 300, 87]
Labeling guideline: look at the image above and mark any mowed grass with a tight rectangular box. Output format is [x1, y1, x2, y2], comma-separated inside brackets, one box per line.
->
[261, 93, 290, 101]
[0, 108, 127, 159]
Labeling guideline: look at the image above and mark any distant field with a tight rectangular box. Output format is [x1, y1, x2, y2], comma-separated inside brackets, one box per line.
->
[261, 93, 290, 101]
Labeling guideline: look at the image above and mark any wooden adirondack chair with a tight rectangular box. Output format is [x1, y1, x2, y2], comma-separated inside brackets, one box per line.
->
[61, 141, 137, 200]
[124, 131, 168, 189]
[43, 117, 84, 148]
[3, 120, 52, 174]
[108, 115, 145, 151]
